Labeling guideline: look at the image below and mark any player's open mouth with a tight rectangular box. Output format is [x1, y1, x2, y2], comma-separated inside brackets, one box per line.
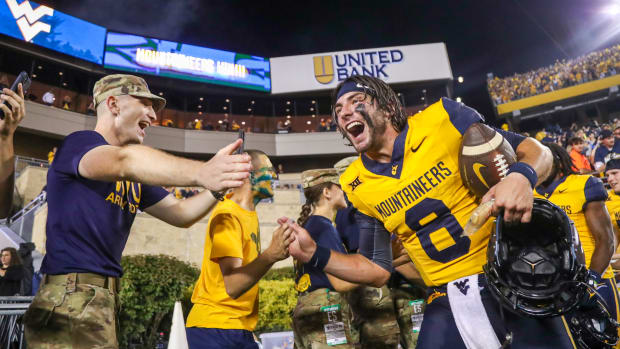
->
[346, 121, 365, 138]
[138, 121, 149, 130]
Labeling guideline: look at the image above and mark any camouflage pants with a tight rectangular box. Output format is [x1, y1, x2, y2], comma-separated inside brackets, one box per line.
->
[346, 285, 400, 349]
[23, 273, 119, 349]
[292, 288, 356, 349]
[391, 285, 427, 349]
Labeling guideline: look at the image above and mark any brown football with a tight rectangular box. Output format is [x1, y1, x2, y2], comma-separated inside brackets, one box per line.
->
[459, 123, 517, 199]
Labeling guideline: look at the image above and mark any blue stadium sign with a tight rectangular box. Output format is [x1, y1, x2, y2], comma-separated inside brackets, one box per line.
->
[104, 32, 271, 92]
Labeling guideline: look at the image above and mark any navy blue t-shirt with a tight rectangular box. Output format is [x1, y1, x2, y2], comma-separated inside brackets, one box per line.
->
[41, 131, 169, 277]
[295, 215, 347, 293]
[594, 145, 613, 165]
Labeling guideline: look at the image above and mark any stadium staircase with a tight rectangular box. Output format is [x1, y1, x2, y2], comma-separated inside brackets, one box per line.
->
[0, 157, 49, 272]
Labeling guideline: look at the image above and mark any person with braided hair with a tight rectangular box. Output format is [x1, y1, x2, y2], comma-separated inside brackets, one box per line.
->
[292, 169, 359, 349]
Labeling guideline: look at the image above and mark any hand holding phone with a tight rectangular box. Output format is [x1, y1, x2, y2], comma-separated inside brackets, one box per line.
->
[0, 71, 31, 120]
[236, 129, 245, 154]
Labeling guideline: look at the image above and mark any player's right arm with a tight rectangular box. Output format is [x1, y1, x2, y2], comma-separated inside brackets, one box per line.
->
[78, 138, 251, 191]
[287, 212, 392, 288]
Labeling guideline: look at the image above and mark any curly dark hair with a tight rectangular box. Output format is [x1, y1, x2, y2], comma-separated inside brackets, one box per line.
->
[1, 247, 22, 267]
[543, 142, 576, 178]
[330, 75, 407, 133]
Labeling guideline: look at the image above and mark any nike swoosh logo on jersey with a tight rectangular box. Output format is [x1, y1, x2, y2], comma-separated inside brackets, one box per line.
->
[411, 137, 426, 152]
[558, 189, 567, 193]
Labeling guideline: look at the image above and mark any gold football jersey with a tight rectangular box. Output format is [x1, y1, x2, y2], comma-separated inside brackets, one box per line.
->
[533, 175, 612, 279]
[340, 98, 494, 286]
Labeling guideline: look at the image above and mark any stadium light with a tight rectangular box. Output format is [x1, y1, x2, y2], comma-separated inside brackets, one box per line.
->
[225, 99, 230, 103]
[312, 114, 316, 118]
[199, 97, 204, 101]
[62, 82, 67, 86]
[251, 100, 255, 105]
[223, 106, 227, 110]
[310, 107, 314, 111]
[37, 65, 42, 70]
[286, 115, 291, 118]
[32, 74, 37, 78]
[458, 76, 464, 83]
[58, 72, 63, 76]
[218, 120, 223, 124]
[603, 2, 620, 15]
[159, 92, 163, 96]
[198, 112, 202, 115]
[312, 100, 316, 104]
[248, 108, 252, 112]
[242, 121, 246, 125]
[456, 97, 462, 103]
[306, 121, 311, 125]
[198, 105, 202, 109]
[286, 101, 291, 105]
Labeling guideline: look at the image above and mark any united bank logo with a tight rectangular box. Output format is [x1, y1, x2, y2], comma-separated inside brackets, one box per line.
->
[6, 0, 54, 42]
[313, 49, 404, 84]
[313, 55, 334, 84]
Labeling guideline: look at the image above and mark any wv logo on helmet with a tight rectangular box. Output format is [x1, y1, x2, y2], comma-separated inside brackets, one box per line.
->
[6, 0, 54, 42]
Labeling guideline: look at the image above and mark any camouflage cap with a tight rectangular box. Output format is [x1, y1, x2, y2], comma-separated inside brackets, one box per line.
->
[301, 168, 340, 189]
[334, 156, 358, 175]
[93, 74, 166, 112]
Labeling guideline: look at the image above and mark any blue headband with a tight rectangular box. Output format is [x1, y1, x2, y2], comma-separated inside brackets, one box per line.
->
[336, 81, 375, 101]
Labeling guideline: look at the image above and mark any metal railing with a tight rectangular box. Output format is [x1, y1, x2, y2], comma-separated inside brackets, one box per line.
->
[0, 296, 33, 349]
[8, 191, 47, 242]
[14, 156, 49, 178]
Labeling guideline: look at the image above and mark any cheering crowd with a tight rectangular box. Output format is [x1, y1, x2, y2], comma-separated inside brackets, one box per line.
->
[488, 44, 620, 105]
[524, 119, 620, 173]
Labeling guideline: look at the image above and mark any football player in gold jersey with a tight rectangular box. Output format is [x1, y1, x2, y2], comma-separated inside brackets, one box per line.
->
[534, 143, 618, 328]
[286, 76, 584, 348]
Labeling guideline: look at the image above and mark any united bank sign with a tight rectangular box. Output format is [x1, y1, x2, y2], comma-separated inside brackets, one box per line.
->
[270, 43, 453, 94]
[313, 49, 404, 84]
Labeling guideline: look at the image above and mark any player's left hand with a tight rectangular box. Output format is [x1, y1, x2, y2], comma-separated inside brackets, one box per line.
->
[0, 84, 26, 140]
[481, 172, 533, 223]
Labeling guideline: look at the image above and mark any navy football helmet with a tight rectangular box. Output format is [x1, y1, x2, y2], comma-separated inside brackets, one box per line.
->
[568, 295, 619, 349]
[484, 198, 587, 318]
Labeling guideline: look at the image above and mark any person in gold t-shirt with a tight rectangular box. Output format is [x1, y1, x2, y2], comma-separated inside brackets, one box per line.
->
[186, 150, 293, 349]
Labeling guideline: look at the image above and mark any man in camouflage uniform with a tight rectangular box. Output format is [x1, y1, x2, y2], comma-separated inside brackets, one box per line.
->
[23, 74, 252, 348]
[390, 265, 427, 349]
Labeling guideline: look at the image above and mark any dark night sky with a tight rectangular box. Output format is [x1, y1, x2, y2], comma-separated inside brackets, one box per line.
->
[47, 0, 620, 120]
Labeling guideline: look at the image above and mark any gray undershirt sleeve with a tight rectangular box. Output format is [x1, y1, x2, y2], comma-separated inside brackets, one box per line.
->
[354, 210, 393, 272]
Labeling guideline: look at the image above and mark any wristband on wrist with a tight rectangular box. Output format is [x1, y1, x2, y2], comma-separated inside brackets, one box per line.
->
[210, 190, 225, 201]
[309, 245, 331, 270]
[507, 162, 538, 188]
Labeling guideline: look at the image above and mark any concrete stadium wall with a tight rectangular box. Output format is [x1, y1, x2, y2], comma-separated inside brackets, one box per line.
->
[18, 101, 356, 157]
